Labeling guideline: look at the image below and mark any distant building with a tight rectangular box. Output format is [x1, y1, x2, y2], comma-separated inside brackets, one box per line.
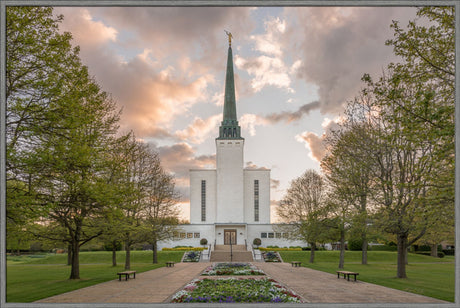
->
[158, 38, 305, 250]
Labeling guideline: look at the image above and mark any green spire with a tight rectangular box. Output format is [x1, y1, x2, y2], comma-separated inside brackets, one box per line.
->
[218, 45, 243, 140]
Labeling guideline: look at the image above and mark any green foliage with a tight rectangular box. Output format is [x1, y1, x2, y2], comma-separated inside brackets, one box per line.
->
[200, 238, 208, 246]
[368, 245, 397, 252]
[103, 241, 122, 251]
[252, 238, 261, 246]
[348, 239, 364, 251]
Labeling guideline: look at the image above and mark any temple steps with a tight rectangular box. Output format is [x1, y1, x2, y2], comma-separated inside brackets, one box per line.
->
[210, 245, 253, 262]
[214, 245, 246, 251]
[210, 251, 254, 262]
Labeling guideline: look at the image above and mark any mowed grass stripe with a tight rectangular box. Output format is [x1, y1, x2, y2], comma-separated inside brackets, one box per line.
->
[7, 251, 184, 303]
[279, 251, 455, 302]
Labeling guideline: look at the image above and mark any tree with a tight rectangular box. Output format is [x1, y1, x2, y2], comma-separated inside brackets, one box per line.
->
[6, 7, 82, 255]
[320, 6, 455, 279]
[29, 68, 122, 279]
[7, 7, 124, 279]
[321, 120, 375, 265]
[142, 162, 181, 264]
[111, 136, 152, 270]
[276, 170, 329, 263]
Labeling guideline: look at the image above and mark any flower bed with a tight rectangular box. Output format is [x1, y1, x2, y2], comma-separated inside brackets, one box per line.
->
[171, 277, 302, 303]
[201, 262, 265, 276]
[262, 251, 282, 262]
[182, 251, 201, 262]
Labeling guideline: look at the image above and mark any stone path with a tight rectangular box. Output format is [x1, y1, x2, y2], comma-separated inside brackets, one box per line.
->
[36, 262, 210, 303]
[256, 262, 447, 304]
[35, 261, 447, 304]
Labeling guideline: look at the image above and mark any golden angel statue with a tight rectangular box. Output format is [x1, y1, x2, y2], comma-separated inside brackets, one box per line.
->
[224, 30, 233, 46]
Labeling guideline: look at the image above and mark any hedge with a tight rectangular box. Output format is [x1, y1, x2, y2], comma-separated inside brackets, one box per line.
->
[162, 247, 205, 251]
[258, 247, 302, 251]
[368, 245, 397, 251]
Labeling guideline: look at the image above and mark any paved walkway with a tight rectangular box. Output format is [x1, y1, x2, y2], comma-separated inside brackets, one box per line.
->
[36, 262, 210, 304]
[35, 262, 447, 304]
[256, 262, 446, 304]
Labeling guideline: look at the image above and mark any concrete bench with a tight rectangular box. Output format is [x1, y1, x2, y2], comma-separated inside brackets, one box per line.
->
[291, 261, 301, 267]
[337, 270, 359, 281]
[166, 261, 175, 267]
[117, 270, 136, 281]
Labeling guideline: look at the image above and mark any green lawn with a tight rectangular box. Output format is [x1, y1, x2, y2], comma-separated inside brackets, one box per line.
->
[6, 251, 184, 303]
[279, 250, 455, 302]
[7, 250, 455, 303]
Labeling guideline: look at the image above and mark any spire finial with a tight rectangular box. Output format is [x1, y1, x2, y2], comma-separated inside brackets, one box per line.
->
[224, 30, 232, 47]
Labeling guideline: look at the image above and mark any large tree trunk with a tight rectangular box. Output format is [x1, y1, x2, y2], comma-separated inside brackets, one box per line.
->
[152, 240, 158, 264]
[360, 196, 368, 265]
[430, 243, 438, 257]
[309, 242, 316, 263]
[397, 233, 408, 278]
[125, 240, 131, 270]
[361, 233, 368, 265]
[112, 243, 117, 266]
[339, 229, 345, 269]
[69, 241, 80, 279]
[67, 243, 72, 266]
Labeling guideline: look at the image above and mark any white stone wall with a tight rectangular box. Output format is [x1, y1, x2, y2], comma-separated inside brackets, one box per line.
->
[216, 139, 245, 223]
[189, 170, 216, 224]
[243, 169, 271, 224]
[157, 223, 307, 250]
[247, 224, 307, 248]
[158, 224, 215, 250]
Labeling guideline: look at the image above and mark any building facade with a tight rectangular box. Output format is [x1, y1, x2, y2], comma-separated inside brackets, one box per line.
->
[158, 38, 305, 250]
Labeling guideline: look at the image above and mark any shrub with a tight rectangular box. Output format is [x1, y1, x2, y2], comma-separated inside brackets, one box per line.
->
[301, 247, 311, 251]
[418, 245, 431, 251]
[162, 247, 205, 251]
[103, 241, 122, 251]
[253, 238, 261, 247]
[442, 249, 455, 256]
[200, 238, 208, 246]
[369, 245, 397, 251]
[348, 239, 363, 251]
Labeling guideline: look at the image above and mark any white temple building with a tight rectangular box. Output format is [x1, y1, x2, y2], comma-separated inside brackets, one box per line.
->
[158, 36, 305, 252]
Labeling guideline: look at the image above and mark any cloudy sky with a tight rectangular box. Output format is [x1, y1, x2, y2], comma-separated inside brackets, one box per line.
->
[53, 5, 418, 221]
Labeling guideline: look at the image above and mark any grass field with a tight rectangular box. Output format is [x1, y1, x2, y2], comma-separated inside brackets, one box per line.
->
[6, 250, 455, 303]
[6, 251, 184, 303]
[279, 250, 455, 302]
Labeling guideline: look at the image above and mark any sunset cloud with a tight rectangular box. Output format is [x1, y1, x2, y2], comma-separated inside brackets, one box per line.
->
[264, 101, 320, 123]
[295, 117, 341, 162]
[49, 6, 420, 213]
[235, 16, 296, 94]
[174, 114, 222, 144]
[283, 6, 417, 114]
[57, 8, 118, 46]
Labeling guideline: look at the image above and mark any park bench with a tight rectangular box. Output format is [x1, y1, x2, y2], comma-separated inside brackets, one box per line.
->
[291, 261, 301, 267]
[166, 261, 175, 267]
[336, 270, 359, 281]
[117, 270, 136, 281]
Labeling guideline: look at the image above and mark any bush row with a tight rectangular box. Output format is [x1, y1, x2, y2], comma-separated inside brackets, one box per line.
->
[258, 247, 302, 251]
[162, 247, 205, 251]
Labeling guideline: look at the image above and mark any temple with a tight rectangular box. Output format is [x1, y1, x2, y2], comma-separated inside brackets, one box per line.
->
[158, 34, 304, 255]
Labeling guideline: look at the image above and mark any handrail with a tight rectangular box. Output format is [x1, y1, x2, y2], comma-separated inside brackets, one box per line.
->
[230, 243, 233, 262]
